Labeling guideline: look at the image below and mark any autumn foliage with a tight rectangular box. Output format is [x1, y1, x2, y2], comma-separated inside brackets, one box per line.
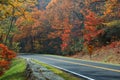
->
[0, 44, 16, 76]
[61, 19, 72, 52]
[84, 10, 103, 44]
[61, 29, 71, 51]
[2, 0, 119, 58]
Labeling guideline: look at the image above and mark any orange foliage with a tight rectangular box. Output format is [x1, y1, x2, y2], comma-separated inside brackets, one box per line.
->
[61, 31, 70, 51]
[104, 0, 119, 16]
[84, 10, 103, 43]
[0, 60, 9, 69]
[60, 19, 72, 51]
[0, 44, 16, 76]
[87, 45, 94, 54]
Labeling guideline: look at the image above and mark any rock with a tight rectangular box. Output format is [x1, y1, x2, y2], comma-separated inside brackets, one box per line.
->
[42, 72, 64, 80]
[25, 59, 64, 80]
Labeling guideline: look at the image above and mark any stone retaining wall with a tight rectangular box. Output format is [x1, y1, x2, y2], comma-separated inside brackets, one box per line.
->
[25, 60, 64, 80]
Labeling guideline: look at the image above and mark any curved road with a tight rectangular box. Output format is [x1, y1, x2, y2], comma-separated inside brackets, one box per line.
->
[21, 54, 120, 80]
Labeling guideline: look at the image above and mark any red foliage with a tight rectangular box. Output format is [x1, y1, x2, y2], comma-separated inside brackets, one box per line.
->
[60, 18, 72, 51]
[99, 41, 120, 56]
[61, 31, 70, 51]
[84, 10, 103, 44]
[0, 60, 9, 68]
[0, 44, 16, 76]
[61, 43, 68, 51]
[109, 41, 120, 48]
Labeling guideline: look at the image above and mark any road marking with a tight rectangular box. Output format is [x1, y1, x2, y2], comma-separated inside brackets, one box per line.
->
[31, 58, 95, 80]
[43, 57, 120, 73]
[44, 55, 120, 66]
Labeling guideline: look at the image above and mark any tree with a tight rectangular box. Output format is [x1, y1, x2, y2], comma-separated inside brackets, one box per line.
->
[0, 44, 16, 76]
[84, 10, 103, 43]
[0, 0, 36, 46]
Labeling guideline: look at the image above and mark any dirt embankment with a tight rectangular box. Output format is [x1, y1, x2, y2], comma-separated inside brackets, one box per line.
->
[71, 45, 120, 64]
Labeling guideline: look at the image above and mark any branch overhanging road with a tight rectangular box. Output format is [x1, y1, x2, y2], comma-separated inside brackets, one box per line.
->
[21, 54, 120, 80]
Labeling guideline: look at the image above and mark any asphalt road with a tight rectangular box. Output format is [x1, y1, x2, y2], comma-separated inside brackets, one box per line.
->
[21, 54, 120, 80]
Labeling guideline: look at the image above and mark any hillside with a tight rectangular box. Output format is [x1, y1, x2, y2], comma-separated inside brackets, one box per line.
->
[72, 41, 120, 64]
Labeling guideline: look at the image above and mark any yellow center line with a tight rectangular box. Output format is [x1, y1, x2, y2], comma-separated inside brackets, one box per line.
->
[44, 55, 120, 66]
[43, 57, 120, 73]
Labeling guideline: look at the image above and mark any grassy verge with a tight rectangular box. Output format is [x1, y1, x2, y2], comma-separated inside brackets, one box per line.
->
[32, 59, 83, 80]
[0, 58, 26, 80]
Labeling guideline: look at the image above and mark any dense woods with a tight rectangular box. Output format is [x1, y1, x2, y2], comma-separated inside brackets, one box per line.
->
[0, 0, 120, 56]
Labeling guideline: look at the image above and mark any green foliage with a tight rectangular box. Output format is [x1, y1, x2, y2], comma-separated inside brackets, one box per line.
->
[70, 39, 84, 54]
[0, 18, 20, 52]
[104, 20, 120, 27]
[10, 42, 21, 52]
[95, 24, 120, 46]
[61, 50, 69, 56]
[0, 58, 26, 80]
[0, 18, 11, 36]
[33, 40, 43, 53]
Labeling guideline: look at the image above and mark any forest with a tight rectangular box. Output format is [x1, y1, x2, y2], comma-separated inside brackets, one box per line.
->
[0, 0, 120, 59]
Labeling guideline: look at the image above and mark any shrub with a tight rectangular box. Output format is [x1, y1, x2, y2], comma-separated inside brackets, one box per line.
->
[0, 44, 16, 76]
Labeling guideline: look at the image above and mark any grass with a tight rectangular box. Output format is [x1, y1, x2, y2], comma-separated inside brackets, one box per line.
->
[0, 58, 26, 80]
[32, 59, 84, 80]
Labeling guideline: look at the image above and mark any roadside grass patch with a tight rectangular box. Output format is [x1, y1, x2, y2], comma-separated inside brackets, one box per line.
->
[0, 58, 26, 80]
[32, 59, 83, 80]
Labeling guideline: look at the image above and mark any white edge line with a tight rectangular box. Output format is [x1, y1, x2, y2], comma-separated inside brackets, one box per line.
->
[30, 58, 95, 80]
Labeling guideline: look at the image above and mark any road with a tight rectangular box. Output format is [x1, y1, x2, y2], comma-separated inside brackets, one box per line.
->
[21, 54, 120, 80]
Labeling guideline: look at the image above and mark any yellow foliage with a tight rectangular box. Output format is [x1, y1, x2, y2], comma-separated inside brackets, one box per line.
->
[14, 11, 21, 16]
[104, 0, 119, 16]
[0, 0, 37, 20]
[103, 20, 120, 27]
